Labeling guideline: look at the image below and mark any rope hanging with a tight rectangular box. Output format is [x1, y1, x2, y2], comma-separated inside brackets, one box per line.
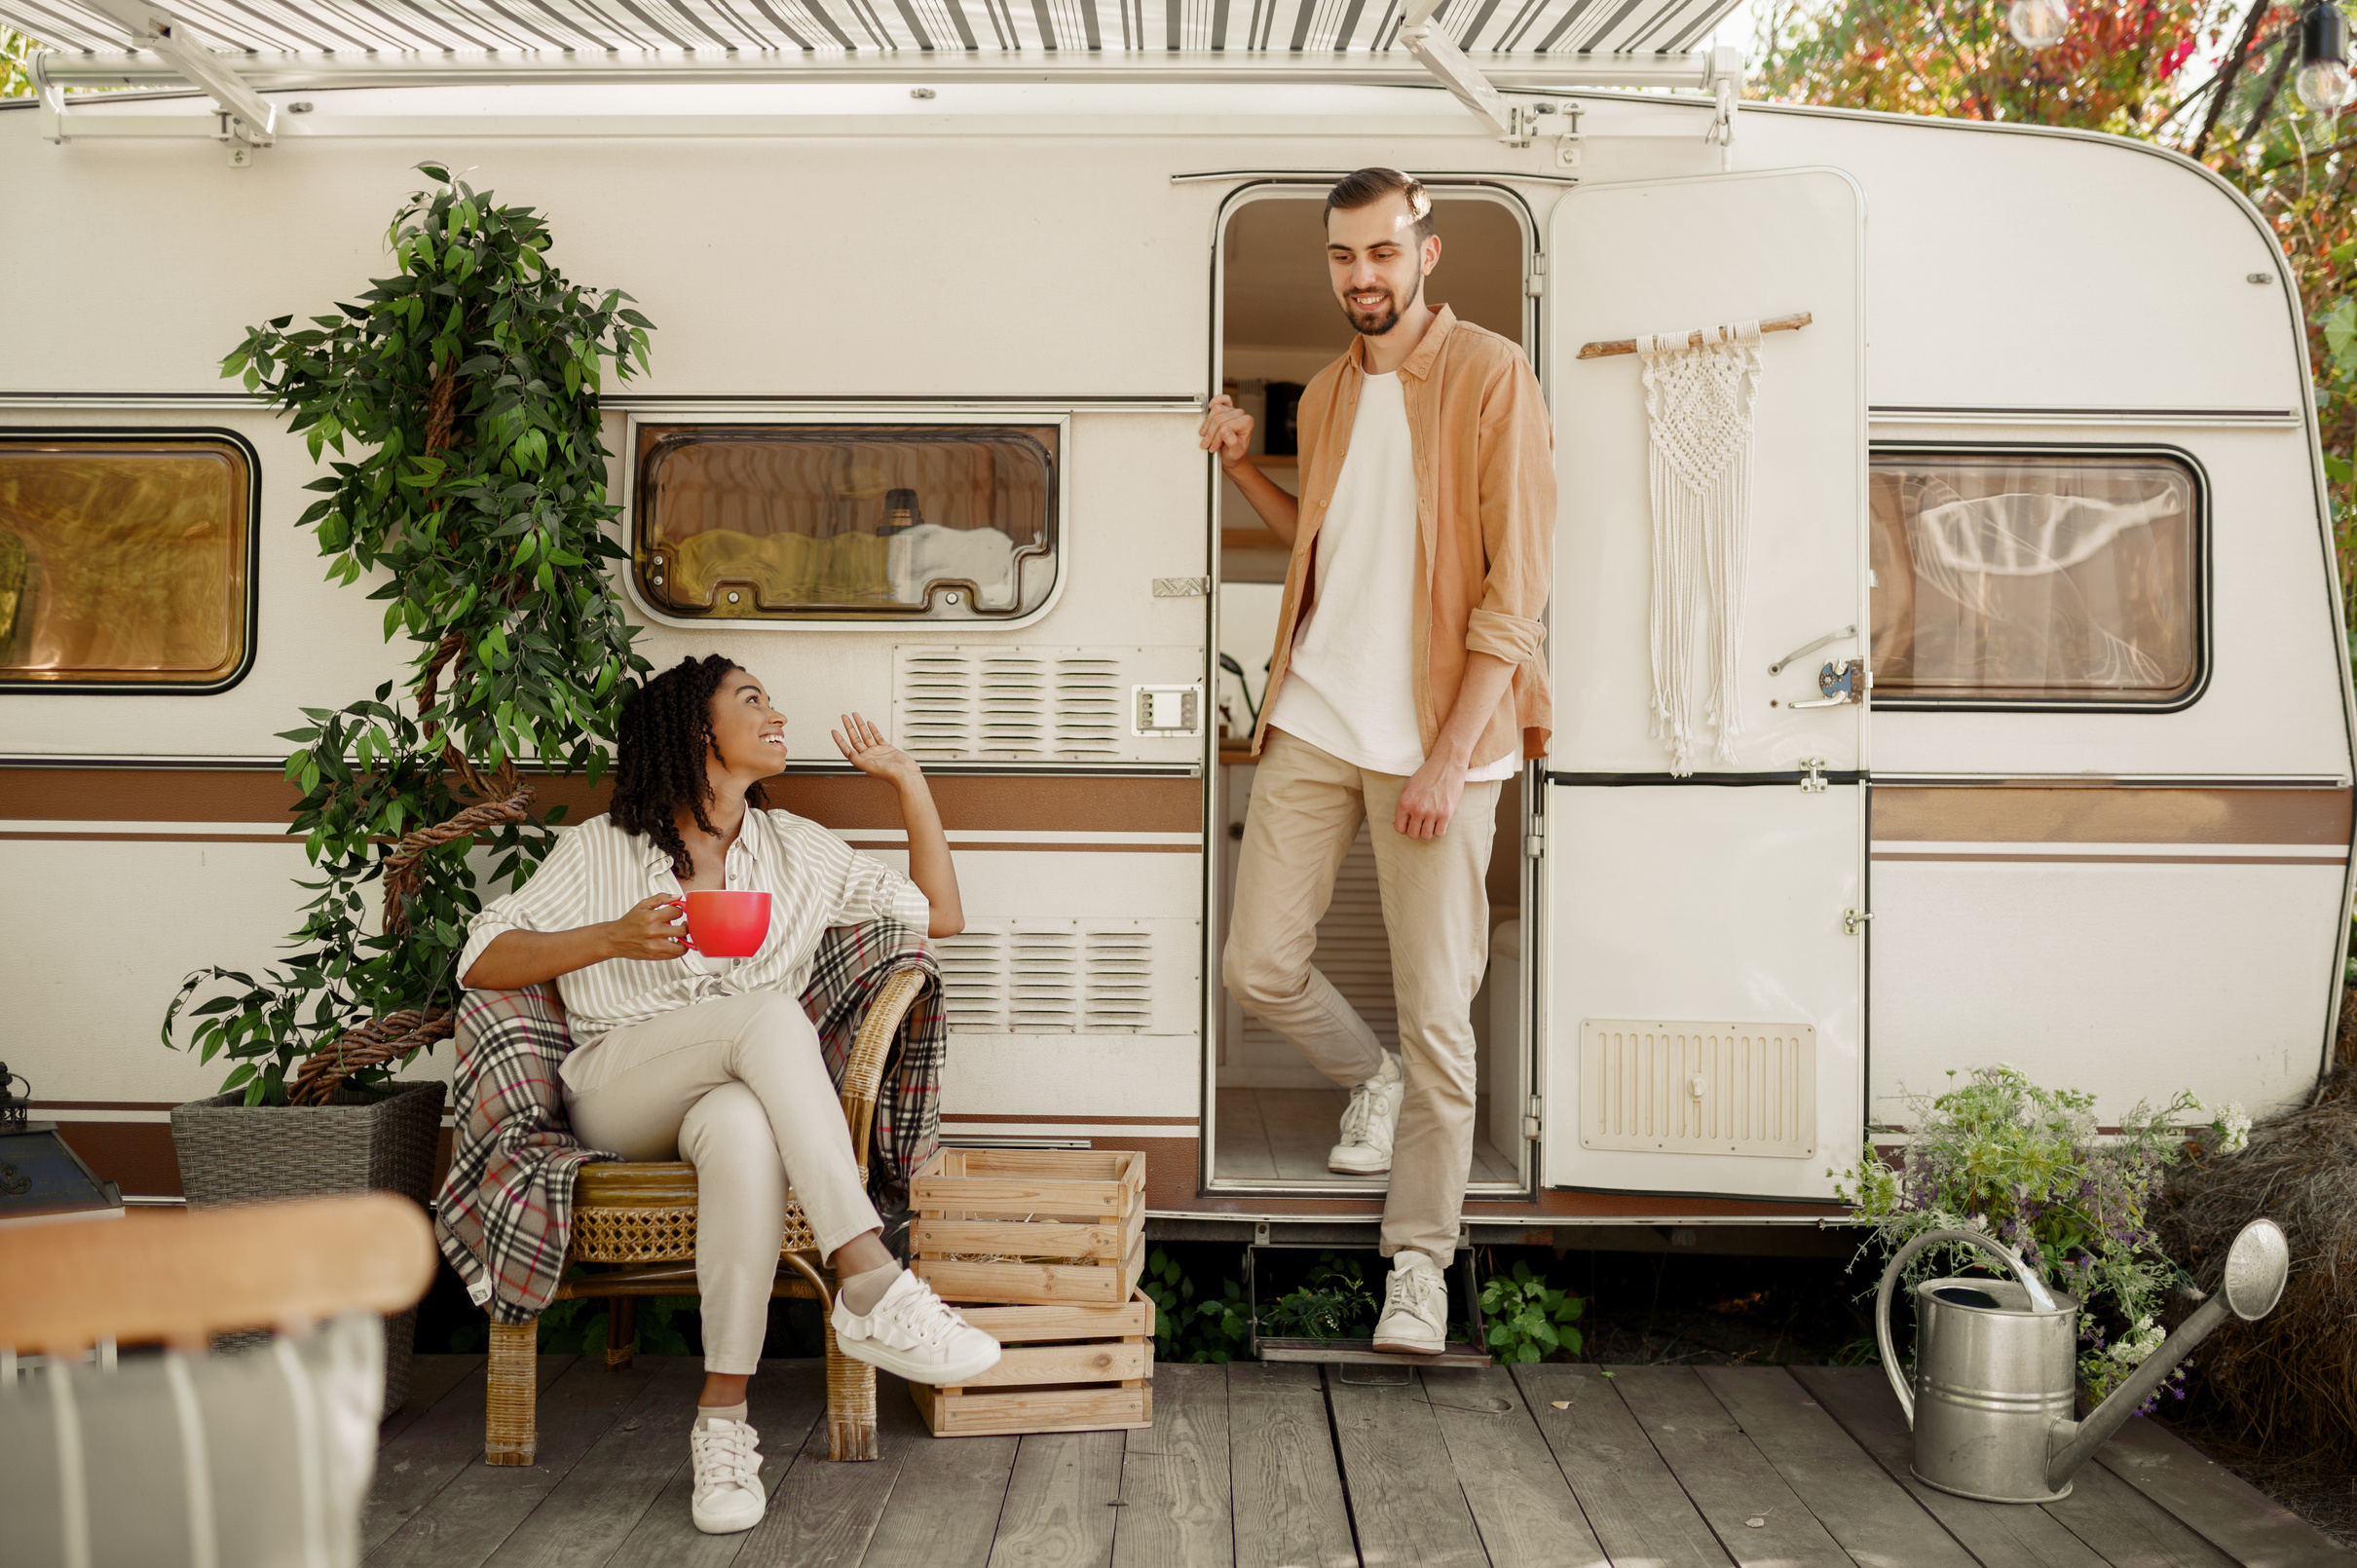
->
[1638, 318, 1765, 775]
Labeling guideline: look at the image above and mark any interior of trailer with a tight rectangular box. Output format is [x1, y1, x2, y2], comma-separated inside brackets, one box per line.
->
[1209, 187, 1534, 1192]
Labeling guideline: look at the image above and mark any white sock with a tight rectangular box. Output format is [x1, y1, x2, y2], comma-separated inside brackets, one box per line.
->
[1362, 1053, 1401, 1088]
[1394, 1249, 1441, 1274]
[696, 1400, 748, 1429]
[840, 1263, 901, 1317]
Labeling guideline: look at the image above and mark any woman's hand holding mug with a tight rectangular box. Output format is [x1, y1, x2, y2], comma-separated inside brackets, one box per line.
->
[606, 894, 690, 961]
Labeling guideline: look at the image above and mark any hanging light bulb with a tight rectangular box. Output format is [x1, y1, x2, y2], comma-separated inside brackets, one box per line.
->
[2007, 0, 2071, 49]
[2299, 2, 2355, 112]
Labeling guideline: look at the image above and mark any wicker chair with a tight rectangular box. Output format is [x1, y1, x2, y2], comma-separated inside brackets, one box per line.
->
[483, 966, 926, 1466]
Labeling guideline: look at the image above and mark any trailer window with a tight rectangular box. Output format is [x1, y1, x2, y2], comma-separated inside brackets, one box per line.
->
[632, 425, 1057, 622]
[1869, 452, 2200, 705]
[0, 434, 256, 691]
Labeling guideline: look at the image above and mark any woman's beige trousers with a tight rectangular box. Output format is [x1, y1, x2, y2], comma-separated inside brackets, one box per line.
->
[562, 989, 882, 1375]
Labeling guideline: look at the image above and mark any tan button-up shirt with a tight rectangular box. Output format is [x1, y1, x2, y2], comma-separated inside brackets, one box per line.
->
[1250, 305, 1556, 772]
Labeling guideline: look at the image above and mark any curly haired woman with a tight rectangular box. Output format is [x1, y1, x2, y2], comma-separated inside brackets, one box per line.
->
[460, 653, 996, 1535]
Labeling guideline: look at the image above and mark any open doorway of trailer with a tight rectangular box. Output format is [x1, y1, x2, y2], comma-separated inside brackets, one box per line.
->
[1206, 182, 1535, 1195]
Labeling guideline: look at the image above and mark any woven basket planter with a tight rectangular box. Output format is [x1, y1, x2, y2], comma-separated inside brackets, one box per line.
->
[170, 1079, 446, 1411]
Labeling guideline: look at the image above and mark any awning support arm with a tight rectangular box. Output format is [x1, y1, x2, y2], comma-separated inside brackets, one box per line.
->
[70, 0, 276, 146]
[1397, 0, 1515, 140]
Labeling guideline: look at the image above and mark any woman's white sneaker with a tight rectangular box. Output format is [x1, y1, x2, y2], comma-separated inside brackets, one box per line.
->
[830, 1269, 1002, 1384]
[689, 1416, 767, 1535]
[1370, 1250, 1449, 1355]
[1328, 1053, 1404, 1175]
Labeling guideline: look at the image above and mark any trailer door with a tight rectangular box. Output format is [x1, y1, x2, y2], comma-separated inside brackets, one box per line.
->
[1540, 169, 1867, 1200]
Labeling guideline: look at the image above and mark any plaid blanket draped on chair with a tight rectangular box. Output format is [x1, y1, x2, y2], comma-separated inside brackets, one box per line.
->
[433, 920, 945, 1325]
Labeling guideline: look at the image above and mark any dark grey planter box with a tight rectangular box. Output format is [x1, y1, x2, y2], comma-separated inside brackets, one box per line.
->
[170, 1078, 446, 1412]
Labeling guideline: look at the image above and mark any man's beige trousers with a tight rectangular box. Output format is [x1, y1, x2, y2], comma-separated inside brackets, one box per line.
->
[562, 989, 883, 1375]
[1223, 728, 1501, 1261]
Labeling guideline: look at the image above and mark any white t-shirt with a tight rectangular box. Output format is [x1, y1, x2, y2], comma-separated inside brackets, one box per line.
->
[1267, 371, 1520, 782]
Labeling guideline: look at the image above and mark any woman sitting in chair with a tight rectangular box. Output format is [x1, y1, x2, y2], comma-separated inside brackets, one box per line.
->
[460, 652, 997, 1536]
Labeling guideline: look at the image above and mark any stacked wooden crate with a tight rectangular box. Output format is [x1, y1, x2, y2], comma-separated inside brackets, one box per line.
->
[908, 1147, 1152, 1436]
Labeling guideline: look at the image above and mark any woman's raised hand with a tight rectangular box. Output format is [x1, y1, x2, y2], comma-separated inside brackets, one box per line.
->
[605, 894, 690, 961]
[833, 712, 919, 787]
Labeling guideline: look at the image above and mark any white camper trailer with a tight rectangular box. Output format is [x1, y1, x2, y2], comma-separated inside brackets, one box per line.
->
[3, 0, 2351, 1247]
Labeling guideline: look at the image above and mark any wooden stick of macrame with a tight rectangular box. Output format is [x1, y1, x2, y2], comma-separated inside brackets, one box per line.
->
[1577, 312, 1813, 360]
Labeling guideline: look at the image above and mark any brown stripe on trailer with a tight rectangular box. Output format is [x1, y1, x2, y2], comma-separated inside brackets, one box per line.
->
[0, 765, 1201, 835]
[1872, 785, 2353, 844]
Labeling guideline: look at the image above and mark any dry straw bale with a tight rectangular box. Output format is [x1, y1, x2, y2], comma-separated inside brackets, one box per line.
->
[2155, 1001, 2357, 1461]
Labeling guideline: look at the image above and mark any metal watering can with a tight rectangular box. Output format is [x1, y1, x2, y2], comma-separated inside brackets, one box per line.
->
[1874, 1218, 2290, 1504]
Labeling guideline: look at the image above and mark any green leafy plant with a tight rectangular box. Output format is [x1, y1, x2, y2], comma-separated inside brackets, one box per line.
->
[534, 1292, 694, 1356]
[1478, 1259, 1585, 1364]
[1141, 1248, 1252, 1363]
[164, 167, 653, 1105]
[1832, 1064, 2244, 1405]
[1260, 1251, 1380, 1340]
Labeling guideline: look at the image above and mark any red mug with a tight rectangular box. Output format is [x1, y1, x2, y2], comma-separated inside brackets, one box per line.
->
[683, 890, 772, 958]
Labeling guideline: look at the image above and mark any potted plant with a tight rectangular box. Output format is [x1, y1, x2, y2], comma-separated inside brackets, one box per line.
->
[1833, 1064, 2247, 1408]
[164, 166, 654, 1407]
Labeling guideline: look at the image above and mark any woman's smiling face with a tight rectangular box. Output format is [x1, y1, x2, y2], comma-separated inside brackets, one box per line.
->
[707, 667, 789, 777]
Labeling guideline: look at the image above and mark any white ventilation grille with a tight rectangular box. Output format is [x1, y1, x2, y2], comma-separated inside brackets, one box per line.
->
[937, 920, 1160, 1032]
[894, 646, 1194, 763]
[1578, 1021, 1817, 1159]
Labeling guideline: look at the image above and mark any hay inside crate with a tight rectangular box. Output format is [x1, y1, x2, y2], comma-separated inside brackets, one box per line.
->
[910, 1147, 1146, 1306]
[911, 1290, 1156, 1437]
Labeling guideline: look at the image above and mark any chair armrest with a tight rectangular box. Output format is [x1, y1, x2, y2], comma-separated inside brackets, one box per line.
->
[838, 966, 927, 1169]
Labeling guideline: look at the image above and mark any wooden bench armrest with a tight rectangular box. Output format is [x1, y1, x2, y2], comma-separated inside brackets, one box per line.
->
[0, 1194, 434, 1358]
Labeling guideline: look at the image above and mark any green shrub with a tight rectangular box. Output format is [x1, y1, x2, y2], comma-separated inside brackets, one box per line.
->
[1142, 1249, 1252, 1363]
[532, 1293, 694, 1356]
[1261, 1251, 1380, 1340]
[1478, 1260, 1585, 1363]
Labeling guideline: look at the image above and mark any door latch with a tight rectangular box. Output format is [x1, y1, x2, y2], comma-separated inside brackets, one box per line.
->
[1790, 659, 1861, 709]
[1843, 908, 1874, 936]
[1800, 757, 1826, 793]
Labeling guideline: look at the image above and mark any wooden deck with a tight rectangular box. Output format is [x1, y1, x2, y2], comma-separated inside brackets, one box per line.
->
[366, 1354, 2351, 1567]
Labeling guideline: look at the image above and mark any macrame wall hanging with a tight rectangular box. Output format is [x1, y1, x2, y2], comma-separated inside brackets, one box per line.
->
[1579, 310, 1810, 777]
[1640, 319, 1763, 775]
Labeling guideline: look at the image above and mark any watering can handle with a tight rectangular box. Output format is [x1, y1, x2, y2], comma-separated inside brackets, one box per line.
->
[1872, 1227, 2057, 1427]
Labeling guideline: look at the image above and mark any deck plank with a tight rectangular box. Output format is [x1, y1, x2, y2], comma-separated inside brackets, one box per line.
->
[1423, 1364, 1609, 1568]
[734, 1369, 919, 1568]
[859, 1377, 1020, 1568]
[1609, 1364, 1852, 1568]
[479, 1360, 705, 1568]
[382, 1355, 487, 1448]
[1112, 1363, 1235, 1568]
[1791, 1365, 2111, 1568]
[986, 1429, 1128, 1568]
[1509, 1363, 1733, 1568]
[608, 1359, 831, 1568]
[1226, 1363, 1358, 1568]
[1699, 1365, 1979, 1568]
[2046, 1457, 2243, 1568]
[368, 1355, 657, 1568]
[364, 1355, 580, 1555]
[2094, 1418, 2352, 1568]
[1326, 1367, 1488, 1567]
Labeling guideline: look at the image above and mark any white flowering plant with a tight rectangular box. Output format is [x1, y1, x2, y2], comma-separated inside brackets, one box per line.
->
[1833, 1064, 2239, 1408]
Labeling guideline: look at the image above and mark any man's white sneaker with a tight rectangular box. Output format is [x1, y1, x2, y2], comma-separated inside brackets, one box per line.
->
[689, 1417, 767, 1535]
[1328, 1053, 1405, 1175]
[1371, 1250, 1449, 1355]
[831, 1269, 1002, 1385]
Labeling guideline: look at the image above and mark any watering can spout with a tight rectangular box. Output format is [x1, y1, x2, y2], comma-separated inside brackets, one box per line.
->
[2042, 1218, 2290, 1493]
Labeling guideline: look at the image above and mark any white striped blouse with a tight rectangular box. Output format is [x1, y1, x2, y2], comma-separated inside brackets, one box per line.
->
[459, 809, 931, 1050]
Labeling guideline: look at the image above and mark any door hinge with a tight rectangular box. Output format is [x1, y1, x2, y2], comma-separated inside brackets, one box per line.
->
[1522, 1096, 1542, 1139]
[1800, 756, 1827, 793]
[1523, 815, 1546, 859]
[1525, 253, 1549, 299]
[1843, 908, 1874, 936]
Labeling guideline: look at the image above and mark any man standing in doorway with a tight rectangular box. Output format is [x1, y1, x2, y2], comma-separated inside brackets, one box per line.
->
[1201, 169, 1555, 1353]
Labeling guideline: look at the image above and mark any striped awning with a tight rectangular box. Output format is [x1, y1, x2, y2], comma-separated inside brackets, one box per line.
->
[1, 0, 1741, 64]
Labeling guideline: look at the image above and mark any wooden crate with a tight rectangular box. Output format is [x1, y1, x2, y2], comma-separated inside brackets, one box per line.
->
[910, 1147, 1145, 1306]
[911, 1290, 1155, 1437]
